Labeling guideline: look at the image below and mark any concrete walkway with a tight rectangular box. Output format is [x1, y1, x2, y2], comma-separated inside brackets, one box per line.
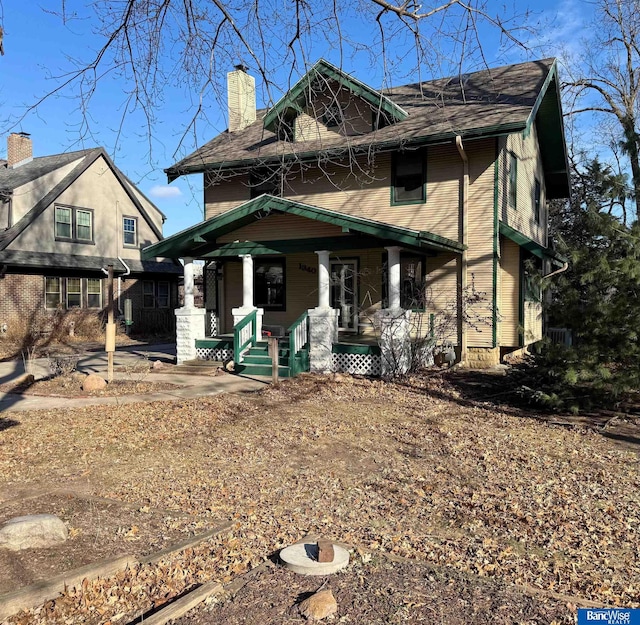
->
[0, 343, 269, 413]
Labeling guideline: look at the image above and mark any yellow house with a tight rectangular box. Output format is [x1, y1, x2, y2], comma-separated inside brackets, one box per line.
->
[143, 58, 569, 374]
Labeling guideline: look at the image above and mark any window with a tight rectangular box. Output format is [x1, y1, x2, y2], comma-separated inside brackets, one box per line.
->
[382, 253, 427, 310]
[123, 217, 137, 246]
[392, 152, 426, 204]
[250, 170, 281, 198]
[143, 281, 170, 308]
[87, 278, 102, 308]
[254, 259, 286, 311]
[55, 207, 72, 239]
[508, 153, 518, 208]
[54, 205, 94, 242]
[323, 103, 344, 128]
[534, 178, 541, 223]
[66, 278, 82, 308]
[45, 277, 62, 309]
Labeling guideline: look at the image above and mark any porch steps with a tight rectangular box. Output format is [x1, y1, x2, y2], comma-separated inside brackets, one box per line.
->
[237, 341, 293, 378]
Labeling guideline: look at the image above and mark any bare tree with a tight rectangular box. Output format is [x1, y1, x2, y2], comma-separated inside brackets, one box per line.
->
[3, 0, 530, 164]
[563, 0, 640, 222]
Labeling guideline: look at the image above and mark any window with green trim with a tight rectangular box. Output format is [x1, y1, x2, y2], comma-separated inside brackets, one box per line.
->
[508, 153, 518, 208]
[254, 259, 286, 311]
[534, 178, 541, 223]
[392, 152, 426, 205]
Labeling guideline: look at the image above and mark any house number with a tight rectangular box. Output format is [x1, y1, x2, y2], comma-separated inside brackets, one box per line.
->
[299, 263, 317, 274]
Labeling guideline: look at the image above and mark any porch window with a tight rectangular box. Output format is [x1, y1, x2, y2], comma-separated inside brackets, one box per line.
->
[382, 253, 427, 310]
[87, 278, 102, 308]
[392, 152, 426, 205]
[66, 278, 82, 308]
[254, 259, 286, 311]
[45, 277, 62, 309]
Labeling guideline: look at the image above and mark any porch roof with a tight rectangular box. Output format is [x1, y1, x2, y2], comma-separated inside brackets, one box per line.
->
[142, 195, 465, 260]
[499, 222, 567, 266]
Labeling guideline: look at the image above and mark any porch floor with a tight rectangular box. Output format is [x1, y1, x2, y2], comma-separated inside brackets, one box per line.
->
[207, 333, 378, 347]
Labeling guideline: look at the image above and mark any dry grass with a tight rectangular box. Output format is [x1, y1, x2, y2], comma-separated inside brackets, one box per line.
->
[0, 373, 638, 624]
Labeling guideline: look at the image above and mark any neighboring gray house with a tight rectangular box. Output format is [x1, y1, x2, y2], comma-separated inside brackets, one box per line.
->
[0, 132, 180, 336]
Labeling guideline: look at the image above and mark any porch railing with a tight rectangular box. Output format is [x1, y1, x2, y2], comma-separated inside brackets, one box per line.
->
[233, 309, 258, 364]
[288, 311, 310, 377]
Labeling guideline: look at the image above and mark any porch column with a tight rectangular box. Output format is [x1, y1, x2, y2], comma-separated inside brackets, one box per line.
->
[316, 250, 331, 309]
[183, 257, 195, 309]
[386, 246, 401, 310]
[376, 246, 411, 377]
[175, 256, 205, 364]
[308, 249, 338, 373]
[232, 254, 263, 339]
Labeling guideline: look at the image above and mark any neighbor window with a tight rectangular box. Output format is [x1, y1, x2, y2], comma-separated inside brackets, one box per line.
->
[54, 205, 94, 242]
[123, 217, 137, 246]
[66, 278, 82, 308]
[254, 259, 286, 310]
[392, 152, 426, 204]
[508, 153, 518, 208]
[87, 278, 102, 308]
[534, 178, 541, 223]
[143, 280, 170, 309]
[45, 277, 62, 309]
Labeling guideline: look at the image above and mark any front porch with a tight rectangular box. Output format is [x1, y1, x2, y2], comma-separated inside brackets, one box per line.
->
[143, 195, 465, 378]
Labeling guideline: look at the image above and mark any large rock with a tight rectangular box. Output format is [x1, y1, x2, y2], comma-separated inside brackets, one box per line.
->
[82, 374, 107, 391]
[299, 589, 338, 621]
[0, 514, 68, 551]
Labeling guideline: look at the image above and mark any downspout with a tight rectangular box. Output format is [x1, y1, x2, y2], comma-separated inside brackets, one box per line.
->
[544, 262, 568, 280]
[117, 257, 131, 315]
[455, 135, 468, 364]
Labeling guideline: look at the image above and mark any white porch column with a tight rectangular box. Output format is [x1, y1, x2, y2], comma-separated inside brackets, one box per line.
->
[386, 246, 401, 310]
[183, 257, 195, 309]
[241, 254, 254, 308]
[315, 250, 331, 309]
[175, 257, 205, 364]
[232, 254, 263, 339]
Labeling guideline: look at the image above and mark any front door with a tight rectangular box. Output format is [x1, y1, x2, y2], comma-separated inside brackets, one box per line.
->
[330, 260, 358, 332]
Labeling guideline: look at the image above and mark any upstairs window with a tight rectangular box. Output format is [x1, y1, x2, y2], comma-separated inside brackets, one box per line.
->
[508, 153, 518, 208]
[534, 178, 541, 223]
[392, 152, 426, 205]
[123, 216, 138, 246]
[55, 205, 94, 243]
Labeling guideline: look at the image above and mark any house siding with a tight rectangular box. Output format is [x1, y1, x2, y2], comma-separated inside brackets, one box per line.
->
[499, 236, 520, 347]
[524, 301, 543, 344]
[502, 123, 547, 246]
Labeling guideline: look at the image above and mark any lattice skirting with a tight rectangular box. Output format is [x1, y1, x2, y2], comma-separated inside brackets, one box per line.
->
[206, 311, 218, 337]
[332, 352, 381, 376]
[196, 347, 233, 361]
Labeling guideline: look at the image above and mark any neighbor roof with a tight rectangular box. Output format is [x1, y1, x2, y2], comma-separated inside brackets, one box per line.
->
[166, 58, 569, 198]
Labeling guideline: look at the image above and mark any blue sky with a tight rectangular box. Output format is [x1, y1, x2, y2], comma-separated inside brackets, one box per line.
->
[0, 0, 592, 236]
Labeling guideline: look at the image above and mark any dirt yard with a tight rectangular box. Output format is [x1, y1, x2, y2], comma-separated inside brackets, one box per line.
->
[0, 372, 638, 624]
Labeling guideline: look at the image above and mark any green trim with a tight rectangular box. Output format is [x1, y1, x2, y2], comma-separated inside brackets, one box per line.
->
[390, 150, 427, 206]
[142, 195, 465, 260]
[332, 343, 381, 356]
[499, 222, 567, 264]
[523, 60, 558, 139]
[195, 338, 233, 349]
[263, 59, 408, 133]
[233, 309, 258, 363]
[492, 138, 499, 348]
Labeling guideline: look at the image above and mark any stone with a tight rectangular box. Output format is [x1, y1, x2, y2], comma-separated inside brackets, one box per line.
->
[152, 360, 165, 370]
[299, 589, 337, 621]
[317, 540, 334, 563]
[0, 514, 68, 551]
[13, 373, 35, 386]
[71, 371, 87, 382]
[82, 374, 107, 391]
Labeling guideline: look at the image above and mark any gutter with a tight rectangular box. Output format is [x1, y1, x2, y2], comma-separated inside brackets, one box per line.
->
[455, 136, 469, 364]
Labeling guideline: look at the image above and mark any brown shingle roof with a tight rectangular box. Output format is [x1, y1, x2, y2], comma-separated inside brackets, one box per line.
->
[166, 58, 556, 179]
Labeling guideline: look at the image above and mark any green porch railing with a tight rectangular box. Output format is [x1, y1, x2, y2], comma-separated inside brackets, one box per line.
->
[233, 309, 258, 364]
[288, 311, 310, 377]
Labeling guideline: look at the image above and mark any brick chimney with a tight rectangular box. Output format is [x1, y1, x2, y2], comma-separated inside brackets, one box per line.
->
[227, 65, 256, 133]
[7, 132, 33, 168]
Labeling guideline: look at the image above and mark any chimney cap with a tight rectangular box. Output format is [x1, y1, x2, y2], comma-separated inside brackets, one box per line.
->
[234, 63, 249, 73]
[12, 131, 31, 138]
